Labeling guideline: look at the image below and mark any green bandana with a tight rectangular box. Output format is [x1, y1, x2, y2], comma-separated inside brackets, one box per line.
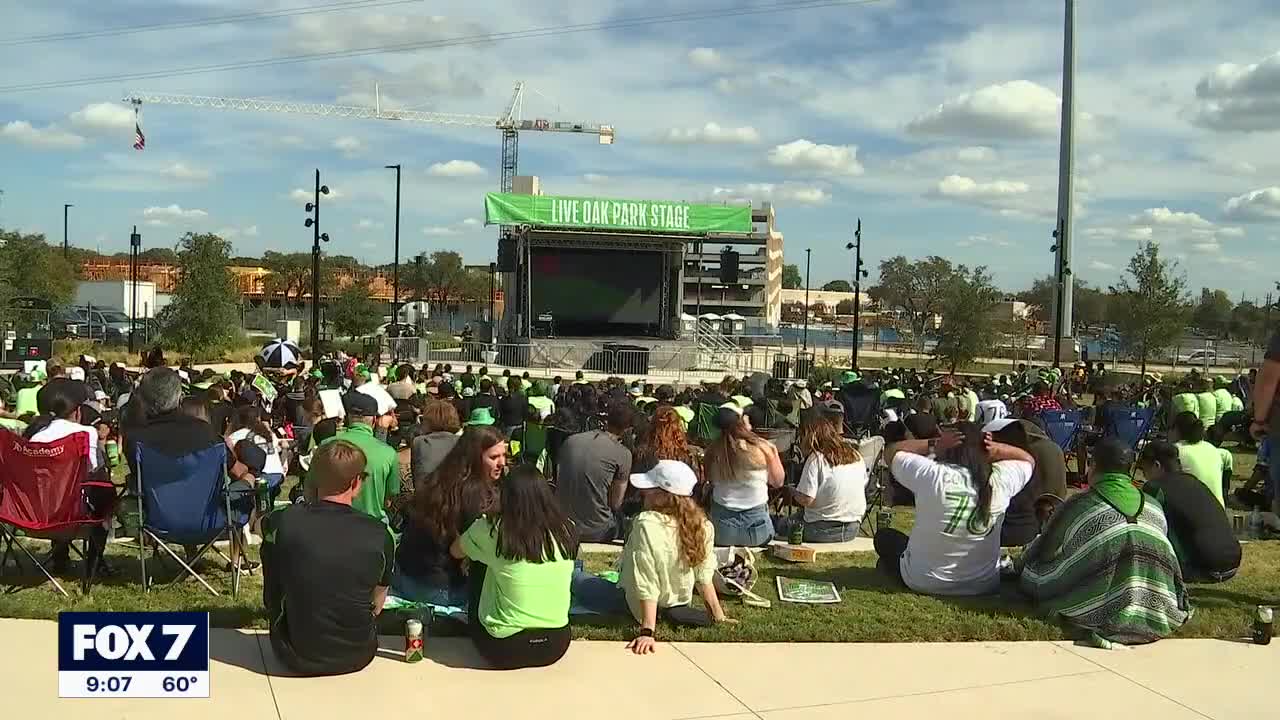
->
[1092, 472, 1142, 520]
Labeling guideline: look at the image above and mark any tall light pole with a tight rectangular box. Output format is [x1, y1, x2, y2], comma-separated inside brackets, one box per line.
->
[1051, 0, 1077, 367]
[63, 204, 73, 258]
[845, 218, 868, 370]
[304, 169, 330, 355]
[128, 226, 141, 354]
[802, 248, 812, 351]
[385, 164, 402, 325]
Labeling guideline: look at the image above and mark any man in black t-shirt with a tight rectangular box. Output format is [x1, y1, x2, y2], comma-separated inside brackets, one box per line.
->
[1137, 442, 1241, 583]
[262, 440, 394, 676]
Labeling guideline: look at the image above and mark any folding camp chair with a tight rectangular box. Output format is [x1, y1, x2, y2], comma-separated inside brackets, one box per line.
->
[134, 442, 244, 596]
[519, 421, 549, 467]
[0, 429, 115, 596]
[1103, 406, 1156, 454]
[1038, 409, 1083, 454]
[687, 402, 722, 447]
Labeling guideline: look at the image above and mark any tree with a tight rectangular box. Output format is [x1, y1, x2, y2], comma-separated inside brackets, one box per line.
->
[782, 263, 802, 290]
[329, 280, 383, 338]
[932, 265, 1003, 373]
[0, 230, 78, 307]
[821, 279, 853, 293]
[781, 301, 806, 323]
[1228, 300, 1269, 345]
[870, 255, 961, 353]
[411, 251, 467, 308]
[1109, 241, 1189, 376]
[158, 233, 243, 358]
[1191, 288, 1233, 337]
[835, 298, 856, 314]
[261, 251, 314, 303]
[1015, 275, 1108, 330]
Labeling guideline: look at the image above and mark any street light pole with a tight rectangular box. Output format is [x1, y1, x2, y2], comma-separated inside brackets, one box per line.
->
[63, 204, 73, 258]
[1051, 0, 1077, 367]
[802, 248, 812, 351]
[304, 169, 330, 356]
[129, 226, 141, 354]
[385, 164, 402, 325]
[846, 219, 867, 370]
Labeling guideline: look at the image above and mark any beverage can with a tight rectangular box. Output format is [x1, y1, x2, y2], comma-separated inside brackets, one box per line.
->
[1253, 605, 1273, 646]
[405, 619, 425, 662]
[255, 478, 270, 515]
[105, 439, 120, 467]
[1232, 514, 1244, 535]
[788, 520, 804, 546]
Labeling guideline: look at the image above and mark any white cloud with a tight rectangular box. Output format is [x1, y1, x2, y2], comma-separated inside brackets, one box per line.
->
[956, 235, 1011, 248]
[289, 187, 342, 203]
[286, 13, 480, 54]
[906, 80, 1092, 139]
[955, 146, 997, 162]
[161, 162, 212, 182]
[1083, 226, 1155, 247]
[662, 122, 761, 145]
[1131, 207, 1212, 228]
[1192, 51, 1280, 131]
[427, 160, 485, 178]
[710, 183, 830, 206]
[332, 135, 364, 157]
[767, 139, 863, 175]
[1223, 187, 1280, 221]
[244, 225, 259, 237]
[1089, 260, 1116, 271]
[932, 175, 1030, 199]
[687, 47, 725, 70]
[1191, 240, 1222, 253]
[1, 120, 85, 149]
[714, 69, 803, 96]
[1217, 226, 1245, 237]
[583, 173, 609, 184]
[141, 204, 208, 226]
[356, 218, 384, 231]
[68, 103, 135, 133]
[423, 226, 459, 236]
[461, 218, 481, 226]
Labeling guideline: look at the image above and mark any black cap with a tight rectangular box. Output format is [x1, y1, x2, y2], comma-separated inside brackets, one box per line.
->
[342, 391, 379, 417]
[234, 439, 268, 474]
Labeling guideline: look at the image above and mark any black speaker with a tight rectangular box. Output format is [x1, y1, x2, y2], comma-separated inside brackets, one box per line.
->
[719, 249, 740, 284]
[497, 238, 518, 272]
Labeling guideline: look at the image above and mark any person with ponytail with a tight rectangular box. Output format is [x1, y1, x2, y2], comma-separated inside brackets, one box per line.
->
[571, 460, 734, 655]
[877, 422, 1034, 596]
[226, 406, 286, 502]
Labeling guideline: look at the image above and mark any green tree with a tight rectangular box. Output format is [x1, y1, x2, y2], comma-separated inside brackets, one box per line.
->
[782, 263, 802, 290]
[1109, 241, 1189, 376]
[1227, 300, 1268, 344]
[835, 298, 856, 314]
[0, 230, 78, 306]
[1015, 275, 1108, 330]
[870, 256, 960, 353]
[410, 251, 467, 308]
[932, 265, 1003, 373]
[821, 279, 853, 293]
[329, 280, 383, 338]
[158, 232, 243, 358]
[261, 251, 316, 303]
[1191, 288, 1233, 337]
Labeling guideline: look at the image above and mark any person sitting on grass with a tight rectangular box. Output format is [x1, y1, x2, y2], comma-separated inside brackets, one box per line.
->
[1136, 441, 1241, 583]
[1020, 438, 1189, 646]
[570, 459, 734, 655]
[449, 465, 577, 670]
[1170, 411, 1233, 507]
[778, 403, 868, 543]
[876, 423, 1035, 596]
[262, 440, 393, 676]
[704, 406, 785, 547]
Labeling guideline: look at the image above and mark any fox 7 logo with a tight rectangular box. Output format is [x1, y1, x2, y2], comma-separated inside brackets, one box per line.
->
[59, 612, 208, 671]
[73, 623, 195, 662]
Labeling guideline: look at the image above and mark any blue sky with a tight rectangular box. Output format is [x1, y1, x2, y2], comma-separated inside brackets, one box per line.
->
[2, 0, 1279, 299]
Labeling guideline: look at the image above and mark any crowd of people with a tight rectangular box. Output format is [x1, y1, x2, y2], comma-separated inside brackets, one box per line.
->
[0, 340, 1273, 673]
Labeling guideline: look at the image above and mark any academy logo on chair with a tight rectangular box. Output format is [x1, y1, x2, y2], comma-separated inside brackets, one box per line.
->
[58, 611, 210, 698]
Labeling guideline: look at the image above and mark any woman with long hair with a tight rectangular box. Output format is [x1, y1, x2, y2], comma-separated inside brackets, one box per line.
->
[394, 426, 507, 607]
[875, 422, 1035, 596]
[703, 407, 784, 546]
[570, 460, 734, 655]
[449, 465, 577, 669]
[785, 408, 868, 543]
[226, 406, 286, 501]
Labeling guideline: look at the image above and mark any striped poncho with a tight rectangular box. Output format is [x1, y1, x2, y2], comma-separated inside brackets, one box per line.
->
[1019, 490, 1191, 645]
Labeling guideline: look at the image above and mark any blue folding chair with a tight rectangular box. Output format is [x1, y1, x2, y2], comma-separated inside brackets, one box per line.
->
[1103, 406, 1156, 454]
[1038, 410, 1083, 454]
[135, 442, 244, 596]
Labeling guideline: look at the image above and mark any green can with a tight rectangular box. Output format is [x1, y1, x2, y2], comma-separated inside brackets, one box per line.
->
[255, 477, 270, 515]
[105, 439, 120, 467]
[788, 518, 804, 546]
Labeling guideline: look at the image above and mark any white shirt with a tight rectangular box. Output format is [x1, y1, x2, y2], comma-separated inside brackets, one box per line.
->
[797, 453, 868, 524]
[30, 418, 102, 473]
[227, 428, 286, 476]
[890, 453, 1033, 596]
[712, 466, 770, 510]
[975, 399, 1009, 426]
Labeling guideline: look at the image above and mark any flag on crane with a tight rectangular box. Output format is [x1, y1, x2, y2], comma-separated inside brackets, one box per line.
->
[133, 105, 145, 150]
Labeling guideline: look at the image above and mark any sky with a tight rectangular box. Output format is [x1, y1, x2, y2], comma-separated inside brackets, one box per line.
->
[2, 0, 1279, 299]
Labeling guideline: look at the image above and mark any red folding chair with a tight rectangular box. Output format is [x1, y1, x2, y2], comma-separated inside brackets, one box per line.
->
[0, 429, 116, 596]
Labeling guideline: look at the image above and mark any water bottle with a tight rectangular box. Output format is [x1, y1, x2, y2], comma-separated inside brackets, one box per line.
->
[1247, 507, 1264, 540]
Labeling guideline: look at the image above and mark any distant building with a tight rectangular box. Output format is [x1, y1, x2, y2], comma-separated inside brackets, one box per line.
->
[682, 204, 784, 332]
[779, 288, 874, 313]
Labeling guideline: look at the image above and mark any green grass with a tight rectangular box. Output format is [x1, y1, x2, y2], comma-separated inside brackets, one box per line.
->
[1, 539, 1275, 643]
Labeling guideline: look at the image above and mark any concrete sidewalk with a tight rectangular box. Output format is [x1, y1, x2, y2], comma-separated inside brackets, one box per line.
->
[4, 618, 1275, 719]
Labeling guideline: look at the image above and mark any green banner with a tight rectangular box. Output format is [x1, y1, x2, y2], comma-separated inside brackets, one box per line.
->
[484, 192, 752, 235]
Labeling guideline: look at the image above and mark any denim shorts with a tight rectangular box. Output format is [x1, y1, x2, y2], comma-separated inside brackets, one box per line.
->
[710, 503, 774, 547]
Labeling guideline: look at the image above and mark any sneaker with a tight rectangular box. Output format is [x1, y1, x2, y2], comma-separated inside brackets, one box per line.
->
[998, 552, 1018, 578]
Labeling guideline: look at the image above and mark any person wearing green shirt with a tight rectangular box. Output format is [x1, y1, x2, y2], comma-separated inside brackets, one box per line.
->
[1192, 378, 1218, 429]
[527, 382, 555, 420]
[313, 392, 401, 533]
[1170, 389, 1200, 420]
[1211, 379, 1234, 425]
[1171, 411, 1232, 506]
[14, 382, 40, 416]
[450, 465, 575, 670]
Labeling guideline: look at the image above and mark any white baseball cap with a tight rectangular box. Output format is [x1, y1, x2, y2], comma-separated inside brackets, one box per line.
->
[66, 366, 86, 382]
[630, 459, 698, 497]
[982, 418, 1017, 433]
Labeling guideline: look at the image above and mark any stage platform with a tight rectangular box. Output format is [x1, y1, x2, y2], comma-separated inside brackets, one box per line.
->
[476, 335, 759, 381]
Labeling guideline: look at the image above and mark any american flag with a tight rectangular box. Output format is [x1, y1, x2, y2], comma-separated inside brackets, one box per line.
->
[133, 121, 145, 151]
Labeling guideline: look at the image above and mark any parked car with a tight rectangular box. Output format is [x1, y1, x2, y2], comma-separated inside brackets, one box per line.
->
[1179, 349, 1243, 367]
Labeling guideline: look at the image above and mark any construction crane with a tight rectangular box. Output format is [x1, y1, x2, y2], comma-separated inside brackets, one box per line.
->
[123, 83, 615, 193]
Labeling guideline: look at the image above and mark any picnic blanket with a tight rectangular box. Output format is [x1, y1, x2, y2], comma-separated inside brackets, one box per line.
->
[1019, 488, 1191, 645]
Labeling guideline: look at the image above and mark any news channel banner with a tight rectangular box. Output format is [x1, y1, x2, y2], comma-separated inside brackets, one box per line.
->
[58, 611, 210, 698]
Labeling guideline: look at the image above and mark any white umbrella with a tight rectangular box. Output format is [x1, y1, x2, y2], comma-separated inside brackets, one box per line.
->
[259, 338, 302, 369]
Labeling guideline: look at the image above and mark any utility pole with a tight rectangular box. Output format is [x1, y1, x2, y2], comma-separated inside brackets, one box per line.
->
[63, 204, 73, 258]
[386, 164, 402, 325]
[802, 248, 812, 351]
[1051, 0, 1077, 368]
[846, 219, 868, 369]
[129, 226, 141, 354]
[304, 169, 330, 355]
